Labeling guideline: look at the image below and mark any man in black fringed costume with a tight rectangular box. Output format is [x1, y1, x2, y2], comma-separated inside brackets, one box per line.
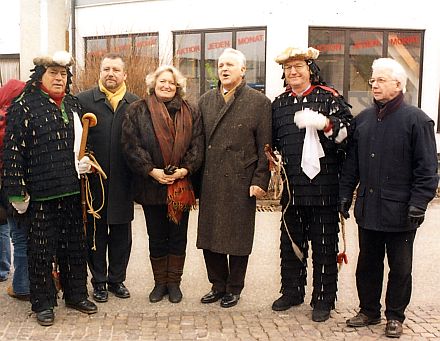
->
[2, 51, 97, 326]
[271, 47, 352, 322]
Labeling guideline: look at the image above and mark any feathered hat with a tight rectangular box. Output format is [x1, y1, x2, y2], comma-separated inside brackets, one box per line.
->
[275, 47, 320, 64]
[33, 51, 74, 68]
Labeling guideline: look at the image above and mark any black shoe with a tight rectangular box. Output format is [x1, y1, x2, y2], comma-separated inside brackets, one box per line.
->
[346, 312, 381, 327]
[167, 283, 183, 303]
[108, 282, 130, 299]
[220, 293, 240, 308]
[149, 283, 168, 303]
[271, 295, 304, 311]
[36, 309, 54, 326]
[65, 299, 98, 314]
[312, 308, 331, 322]
[201, 290, 225, 304]
[385, 320, 403, 338]
[93, 284, 108, 303]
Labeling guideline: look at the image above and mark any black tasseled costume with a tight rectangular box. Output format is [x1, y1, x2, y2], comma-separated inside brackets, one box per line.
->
[27, 195, 88, 312]
[272, 85, 352, 310]
[3, 90, 80, 199]
[2, 87, 88, 313]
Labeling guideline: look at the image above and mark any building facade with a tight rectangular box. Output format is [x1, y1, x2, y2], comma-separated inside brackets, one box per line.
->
[1, 0, 439, 149]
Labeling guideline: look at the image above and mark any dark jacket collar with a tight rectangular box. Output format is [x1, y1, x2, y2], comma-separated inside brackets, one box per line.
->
[374, 92, 404, 119]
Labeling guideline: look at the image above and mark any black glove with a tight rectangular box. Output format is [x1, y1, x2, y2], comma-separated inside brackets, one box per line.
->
[408, 205, 425, 226]
[338, 198, 352, 219]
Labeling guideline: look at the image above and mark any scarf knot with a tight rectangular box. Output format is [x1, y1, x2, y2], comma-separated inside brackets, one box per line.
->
[99, 80, 126, 111]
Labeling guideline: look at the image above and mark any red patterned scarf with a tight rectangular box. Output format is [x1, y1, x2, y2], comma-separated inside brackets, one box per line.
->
[147, 94, 195, 224]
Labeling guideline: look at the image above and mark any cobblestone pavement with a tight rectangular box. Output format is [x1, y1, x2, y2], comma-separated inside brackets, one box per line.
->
[1, 200, 439, 340]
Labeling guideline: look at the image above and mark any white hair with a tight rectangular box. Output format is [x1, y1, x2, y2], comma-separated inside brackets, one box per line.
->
[372, 58, 407, 93]
[219, 48, 246, 68]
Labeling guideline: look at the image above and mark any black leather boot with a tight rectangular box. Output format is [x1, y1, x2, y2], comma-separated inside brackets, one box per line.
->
[272, 294, 303, 311]
[36, 309, 54, 326]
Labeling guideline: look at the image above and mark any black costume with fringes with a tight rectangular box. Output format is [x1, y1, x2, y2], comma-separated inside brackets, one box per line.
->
[272, 85, 352, 310]
[2, 88, 88, 313]
[3, 91, 80, 198]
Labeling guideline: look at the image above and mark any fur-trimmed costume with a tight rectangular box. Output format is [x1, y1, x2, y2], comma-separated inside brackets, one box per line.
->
[272, 84, 352, 310]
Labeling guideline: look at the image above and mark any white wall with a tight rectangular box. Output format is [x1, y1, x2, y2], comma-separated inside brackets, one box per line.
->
[20, 0, 70, 80]
[0, 0, 20, 53]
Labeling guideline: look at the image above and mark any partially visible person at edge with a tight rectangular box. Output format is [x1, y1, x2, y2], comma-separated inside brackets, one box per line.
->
[76, 53, 139, 303]
[339, 58, 438, 338]
[0, 80, 24, 284]
[271, 46, 353, 322]
[0, 79, 30, 300]
[2, 51, 97, 326]
[197, 48, 271, 309]
[121, 65, 203, 304]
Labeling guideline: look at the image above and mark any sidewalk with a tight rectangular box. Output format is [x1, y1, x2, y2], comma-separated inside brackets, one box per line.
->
[0, 200, 439, 340]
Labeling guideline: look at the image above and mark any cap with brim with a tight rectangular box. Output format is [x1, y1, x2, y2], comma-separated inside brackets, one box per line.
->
[33, 51, 74, 68]
[275, 47, 320, 64]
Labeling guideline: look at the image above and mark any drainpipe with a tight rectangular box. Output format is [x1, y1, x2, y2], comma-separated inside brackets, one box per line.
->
[71, 0, 76, 60]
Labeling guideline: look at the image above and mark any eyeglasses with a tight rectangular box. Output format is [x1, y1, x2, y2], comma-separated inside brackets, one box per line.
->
[368, 77, 397, 85]
[283, 63, 307, 72]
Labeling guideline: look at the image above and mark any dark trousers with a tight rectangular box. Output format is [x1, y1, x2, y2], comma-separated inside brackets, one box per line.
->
[28, 195, 88, 312]
[142, 205, 188, 258]
[203, 249, 249, 295]
[356, 227, 416, 322]
[86, 218, 132, 286]
[280, 205, 339, 309]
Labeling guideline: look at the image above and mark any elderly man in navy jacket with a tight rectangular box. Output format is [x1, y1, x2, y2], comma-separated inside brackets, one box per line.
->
[339, 58, 438, 338]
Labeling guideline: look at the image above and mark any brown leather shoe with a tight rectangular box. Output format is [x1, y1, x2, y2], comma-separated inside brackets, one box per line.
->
[385, 320, 403, 338]
[346, 312, 381, 327]
[7, 285, 30, 301]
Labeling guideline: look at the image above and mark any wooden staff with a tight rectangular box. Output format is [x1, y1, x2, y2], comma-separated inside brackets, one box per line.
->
[79, 113, 97, 234]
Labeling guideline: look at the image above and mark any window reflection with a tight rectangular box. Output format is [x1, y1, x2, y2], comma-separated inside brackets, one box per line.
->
[173, 27, 267, 102]
[174, 33, 202, 104]
[310, 28, 423, 115]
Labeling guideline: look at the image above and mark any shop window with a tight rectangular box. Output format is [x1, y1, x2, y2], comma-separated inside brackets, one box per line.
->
[309, 27, 424, 115]
[0, 54, 20, 86]
[174, 27, 266, 104]
[78, 33, 159, 96]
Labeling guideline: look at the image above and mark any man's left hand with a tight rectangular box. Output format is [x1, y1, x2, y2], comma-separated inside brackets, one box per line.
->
[408, 205, 425, 226]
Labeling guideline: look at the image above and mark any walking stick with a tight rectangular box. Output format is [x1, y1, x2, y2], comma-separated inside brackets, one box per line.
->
[79, 113, 97, 234]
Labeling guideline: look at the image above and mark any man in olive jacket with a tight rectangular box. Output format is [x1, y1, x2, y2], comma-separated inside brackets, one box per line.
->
[339, 58, 438, 338]
[76, 53, 139, 303]
[197, 48, 271, 308]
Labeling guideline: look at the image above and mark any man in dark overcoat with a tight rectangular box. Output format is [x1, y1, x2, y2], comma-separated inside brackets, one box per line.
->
[197, 48, 271, 308]
[76, 53, 139, 303]
[339, 58, 438, 338]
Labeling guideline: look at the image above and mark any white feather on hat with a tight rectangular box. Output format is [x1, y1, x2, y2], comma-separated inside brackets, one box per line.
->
[275, 47, 320, 64]
[33, 51, 74, 68]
